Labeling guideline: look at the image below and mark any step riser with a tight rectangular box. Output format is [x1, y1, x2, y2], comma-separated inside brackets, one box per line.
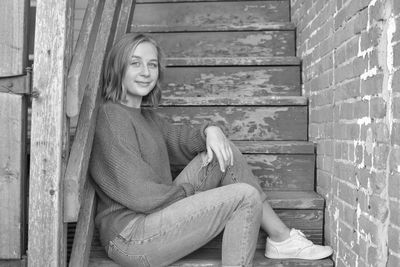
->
[204, 210, 324, 249]
[158, 106, 308, 141]
[162, 66, 301, 97]
[135, 31, 295, 58]
[172, 154, 315, 191]
[131, 1, 290, 28]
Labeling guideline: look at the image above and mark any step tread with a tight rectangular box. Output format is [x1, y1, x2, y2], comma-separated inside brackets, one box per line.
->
[233, 140, 315, 154]
[132, 22, 295, 32]
[89, 249, 333, 267]
[165, 57, 301, 66]
[136, 0, 288, 3]
[158, 96, 307, 106]
[267, 191, 324, 209]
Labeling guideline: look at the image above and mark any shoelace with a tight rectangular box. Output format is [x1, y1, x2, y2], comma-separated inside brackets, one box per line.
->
[292, 229, 313, 245]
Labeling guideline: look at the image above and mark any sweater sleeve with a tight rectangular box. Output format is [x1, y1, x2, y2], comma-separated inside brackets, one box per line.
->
[148, 110, 209, 166]
[90, 108, 195, 214]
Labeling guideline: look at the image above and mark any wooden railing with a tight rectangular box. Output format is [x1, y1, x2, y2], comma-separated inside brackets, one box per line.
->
[64, 0, 135, 265]
[64, 0, 135, 223]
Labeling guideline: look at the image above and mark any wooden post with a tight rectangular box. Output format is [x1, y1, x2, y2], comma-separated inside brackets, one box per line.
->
[0, 0, 29, 260]
[27, 0, 74, 266]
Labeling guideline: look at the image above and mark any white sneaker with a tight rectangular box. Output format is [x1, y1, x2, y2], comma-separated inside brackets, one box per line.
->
[265, 229, 333, 260]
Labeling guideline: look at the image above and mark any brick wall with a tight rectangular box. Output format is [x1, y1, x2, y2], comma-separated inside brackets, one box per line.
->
[290, 0, 400, 266]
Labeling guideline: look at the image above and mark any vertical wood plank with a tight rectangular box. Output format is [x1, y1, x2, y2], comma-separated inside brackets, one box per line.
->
[27, 0, 71, 265]
[0, 0, 29, 260]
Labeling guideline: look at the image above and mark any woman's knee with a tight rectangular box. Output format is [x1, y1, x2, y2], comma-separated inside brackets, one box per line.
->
[230, 183, 262, 209]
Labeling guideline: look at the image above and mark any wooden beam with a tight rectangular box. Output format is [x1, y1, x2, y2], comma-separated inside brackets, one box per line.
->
[0, 0, 29, 260]
[66, 0, 105, 118]
[64, 0, 135, 222]
[27, 0, 73, 265]
[68, 179, 97, 267]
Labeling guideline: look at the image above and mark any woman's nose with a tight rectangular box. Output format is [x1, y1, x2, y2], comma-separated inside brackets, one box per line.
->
[141, 64, 150, 76]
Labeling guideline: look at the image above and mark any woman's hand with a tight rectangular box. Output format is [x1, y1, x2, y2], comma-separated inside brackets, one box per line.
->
[205, 126, 234, 172]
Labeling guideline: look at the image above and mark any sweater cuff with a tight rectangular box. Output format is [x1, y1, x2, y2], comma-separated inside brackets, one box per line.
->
[200, 121, 226, 141]
[181, 183, 195, 197]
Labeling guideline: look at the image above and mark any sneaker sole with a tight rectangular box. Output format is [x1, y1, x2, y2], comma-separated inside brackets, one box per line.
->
[265, 248, 333, 260]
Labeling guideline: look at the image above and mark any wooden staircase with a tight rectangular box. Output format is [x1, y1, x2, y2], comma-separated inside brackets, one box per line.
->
[70, 0, 334, 266]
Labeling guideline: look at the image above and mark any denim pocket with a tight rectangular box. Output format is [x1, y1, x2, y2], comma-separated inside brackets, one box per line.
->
[108, 240, 150, 267]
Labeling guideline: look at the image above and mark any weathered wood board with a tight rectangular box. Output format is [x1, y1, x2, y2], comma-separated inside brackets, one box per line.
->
[157, 106, 308, 141]
[137, 31, 295, 57]
[27, 0, 74, 265]
[0, 96, 27, 259]
[162, 66, 301, 97]
[89, 250, 333, 267]
[0, 0, 28, 260]
[131, 1, 290, 27]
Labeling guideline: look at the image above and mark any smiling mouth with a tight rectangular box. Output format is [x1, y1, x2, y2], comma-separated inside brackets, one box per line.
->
[135, 81, 152, 86]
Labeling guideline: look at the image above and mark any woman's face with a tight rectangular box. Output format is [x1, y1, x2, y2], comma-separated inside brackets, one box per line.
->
[122, 41, 159, 107]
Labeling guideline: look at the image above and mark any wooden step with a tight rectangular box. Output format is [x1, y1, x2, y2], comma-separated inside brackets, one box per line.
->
[89, 249, 333, 267]
[131, 1, 290, 29]
[133, 30, 295, 57]
[86, 191, 328, 266]
[132, 22, 296, 32]
[155, 96, 308, 141]
[68, 96, 308, 141]
[170, 140, 316, 191]
[164, 56, 301, 66]
[162, 65, 301, 98]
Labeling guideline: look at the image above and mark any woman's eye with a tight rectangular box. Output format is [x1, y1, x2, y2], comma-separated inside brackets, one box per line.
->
[131, 61, 141, 67]
[148, 62, 158, 69]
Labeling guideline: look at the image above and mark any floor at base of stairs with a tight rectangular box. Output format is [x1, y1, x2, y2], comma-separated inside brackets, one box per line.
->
[90, 248, 334, 267]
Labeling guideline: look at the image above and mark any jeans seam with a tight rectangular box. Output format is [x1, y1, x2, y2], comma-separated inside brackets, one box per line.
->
[240, 201, 252, 266]
[109, 240, 151, 266]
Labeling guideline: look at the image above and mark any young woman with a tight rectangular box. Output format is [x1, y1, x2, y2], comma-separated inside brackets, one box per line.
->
[89, 33, 333, 267]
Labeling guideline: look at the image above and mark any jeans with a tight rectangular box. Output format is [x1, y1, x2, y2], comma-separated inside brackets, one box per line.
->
[107, 143, 266, 267]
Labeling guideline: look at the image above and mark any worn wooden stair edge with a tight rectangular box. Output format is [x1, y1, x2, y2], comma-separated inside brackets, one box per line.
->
[89, 249, 333, 267]
[136, 0, 289, 3]
[158, 96, 307, 106]
[165, 57, 301, 66]
[131, 22, 296, 32]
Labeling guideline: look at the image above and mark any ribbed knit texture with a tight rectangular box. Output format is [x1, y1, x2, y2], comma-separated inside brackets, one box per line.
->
[89, 101, 208, 246]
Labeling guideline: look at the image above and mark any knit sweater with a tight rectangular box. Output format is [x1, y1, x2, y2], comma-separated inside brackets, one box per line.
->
[89, 101, 208, 247]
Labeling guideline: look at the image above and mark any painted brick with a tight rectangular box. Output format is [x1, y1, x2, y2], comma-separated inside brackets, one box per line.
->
[354, 100, 369, 118]
[368, 194, 389, 223]
[393, 96, 400, 119]
[353, 55, 369, 77]
[389, 147, 400, 173]
[390, 200, 400, 227]
[373, 144, 390, 169]
[372, 122, 389, 143]
[394, 42, 400, 68]
[393, 70, 400, 93]
[388, 254, 400, 267]
[370, 97, 386, 119]
[360, 25, 382, 51]
[359, 214, 380, 245]
[388, 169, 400, 200]
[335, 79, 360, 101]
[388, 226, 400, 254]
[338, 181, 357, 206]
[391, 122, 400, 145]
[353, 7, 368, 35]
[367, 245, 381, 267]
[361, 73, 383, 95]
[339, 239, 359, 266]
